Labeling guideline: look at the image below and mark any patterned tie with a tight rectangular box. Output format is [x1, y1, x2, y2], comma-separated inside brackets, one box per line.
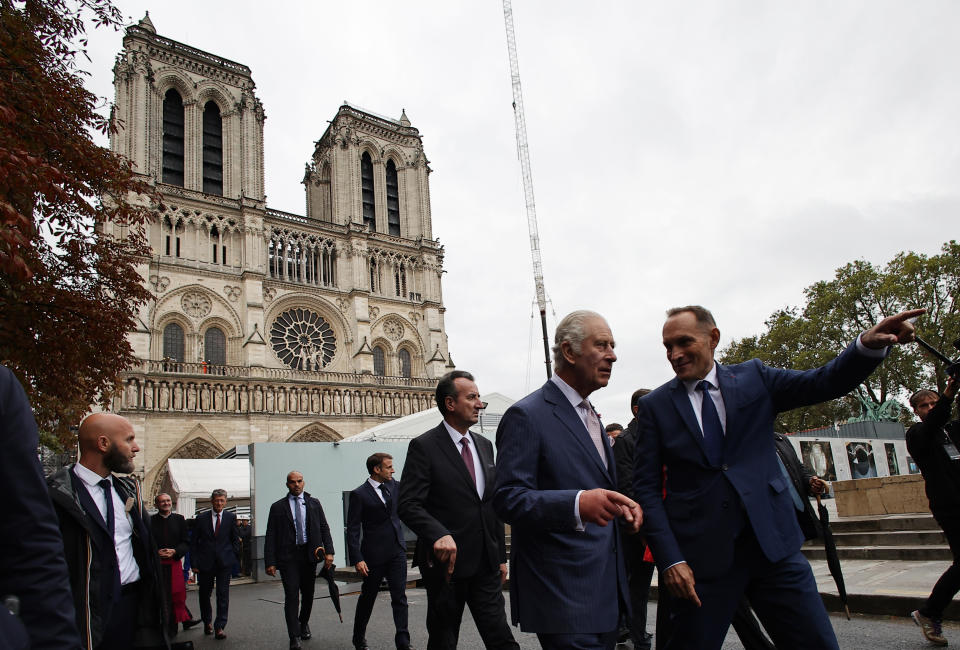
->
[697, 380, 724, 465]
[293, 495, 305, 544]
[579, 400, 608, 468]
[460, 436, 477, 487]
[99, 479, 115, 537]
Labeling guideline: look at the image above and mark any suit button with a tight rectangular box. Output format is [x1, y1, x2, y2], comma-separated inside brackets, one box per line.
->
[721, 464, 729, 471]
[721, 501, 729, 509]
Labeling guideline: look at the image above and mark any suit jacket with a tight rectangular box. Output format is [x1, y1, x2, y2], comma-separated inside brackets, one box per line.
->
[398, 423, 506, 580]
[263, 491, 334, 568]
[48, 467, 168, 649]
[492, 380, 629, 634]
[634, 340, 882, 580]
[346, 479, 405, 566]
[150, 512, 189, 559]
[0, 366, 79, 649]
[190, 509, 239, 572]
[773, 433, 821, 540]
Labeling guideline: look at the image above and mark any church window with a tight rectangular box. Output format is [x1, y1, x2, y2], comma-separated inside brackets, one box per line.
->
[369, 258, 380, 294]
[373, 346, 386, 376]
[162, 323, 185, 362]
[361, 152, 376, 231]
[211, 226, 219, 263]
[202, 101, 223, 195]
[269, 308, 337, 370]
[204, 327, 226, 366]
[386, 159, 400, 236]
[398, 348, 411, 378]
[394, 261, 407, 297]
[162, 89, 185, 186]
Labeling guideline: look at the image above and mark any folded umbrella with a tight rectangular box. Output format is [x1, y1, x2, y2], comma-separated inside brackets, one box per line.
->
[318, 563, 343, 623]
[816, 494, 850, 620]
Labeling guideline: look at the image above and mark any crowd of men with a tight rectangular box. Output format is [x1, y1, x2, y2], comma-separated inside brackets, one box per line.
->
[5, 302, 960, 650]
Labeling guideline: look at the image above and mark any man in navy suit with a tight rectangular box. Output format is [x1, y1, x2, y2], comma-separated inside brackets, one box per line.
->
[493, 310, 642, 650]
[634, 305, 922, 649]
[264, 471, 335, 649]
[0, 365, 79, 648]
[347, 453, 411, 650]
[398, 370, 519, 650]
[190, 488, 239, 639]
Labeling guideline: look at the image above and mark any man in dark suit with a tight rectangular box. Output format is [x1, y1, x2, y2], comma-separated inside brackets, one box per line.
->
[493, 310, 642, 650]
[907, 377, 960, 646]
[47, 412, 169, 649]
[264, 471, 334, 650]
[190, 488, 239, 640]
[634, 304, 921, 649]
[347, 453, 411, 650]
[398, 370, 519, 650]
[1, 365, 79, 648]
[612, 388, 654, 650]
[150, 493, 200, 634]
[772, 433, 825, 541]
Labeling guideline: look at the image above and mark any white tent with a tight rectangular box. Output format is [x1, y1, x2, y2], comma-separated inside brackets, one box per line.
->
[342, 392, 516, 442]
[166, 458, 250, 516]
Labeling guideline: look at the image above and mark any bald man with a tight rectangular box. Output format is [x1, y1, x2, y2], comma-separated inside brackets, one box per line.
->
[48, 413, 169, 649]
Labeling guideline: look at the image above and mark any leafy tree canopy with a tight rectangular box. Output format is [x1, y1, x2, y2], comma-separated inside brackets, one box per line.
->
[719, 241, 959, 433]
[0, 0, 158, 448]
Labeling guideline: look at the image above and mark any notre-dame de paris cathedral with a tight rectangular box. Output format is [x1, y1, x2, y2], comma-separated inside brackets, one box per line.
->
[102, 14, 454, 498]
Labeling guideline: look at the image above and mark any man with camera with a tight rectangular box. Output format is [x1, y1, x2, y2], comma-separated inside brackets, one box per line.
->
[907, 371, 960, 647]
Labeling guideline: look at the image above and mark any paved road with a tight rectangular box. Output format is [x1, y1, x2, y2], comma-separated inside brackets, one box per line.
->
[175, 580, 953, 649]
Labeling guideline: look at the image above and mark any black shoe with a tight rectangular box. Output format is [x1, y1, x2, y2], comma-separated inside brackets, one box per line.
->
[300, 622, 311, 640]
[182, 619, 201, 630]
[354, 642, 369, 650]
[290, 638, 302, 650]
[398, 646, 416, 650]
[204, 623, 213, 636]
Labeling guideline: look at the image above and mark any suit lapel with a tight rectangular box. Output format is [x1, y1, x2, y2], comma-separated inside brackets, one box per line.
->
[715, 363, 742, 459]
[472, 435, 496, 499]
[670, 379, 711, 462]
[362, 481, 386, 509]
[543, 381, 610, 478]
[70, 468, 110, 536]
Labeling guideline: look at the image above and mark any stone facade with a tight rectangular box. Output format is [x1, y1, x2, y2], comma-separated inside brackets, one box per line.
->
[105, 14, 452, 499]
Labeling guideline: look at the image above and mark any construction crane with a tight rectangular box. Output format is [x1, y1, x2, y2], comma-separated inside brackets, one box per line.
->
[502, 0, 552, 379]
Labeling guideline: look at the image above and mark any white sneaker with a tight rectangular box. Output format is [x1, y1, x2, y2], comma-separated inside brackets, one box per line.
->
[913, 610, 948, 646]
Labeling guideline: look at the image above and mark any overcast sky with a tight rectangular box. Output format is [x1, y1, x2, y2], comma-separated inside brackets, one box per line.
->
[81, 1, 959, 424]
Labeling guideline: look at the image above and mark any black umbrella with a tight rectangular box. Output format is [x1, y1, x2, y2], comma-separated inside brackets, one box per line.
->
[815, 494, 851, 620]
[318, 563, 343, 623]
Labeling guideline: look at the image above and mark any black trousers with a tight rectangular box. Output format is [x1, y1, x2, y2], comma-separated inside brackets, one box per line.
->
[278, 545, 317, 639]
[423, 566, 518, 650]
[98, 582, 140, 650]
[922, 524, 960, 620]
[624, 535, 654, 648]
[536, 630, 617, 650]
[197, 565, 232, 630]
[352, 551, 409, 648]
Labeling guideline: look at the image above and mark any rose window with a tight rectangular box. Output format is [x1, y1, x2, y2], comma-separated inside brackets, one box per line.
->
[270, 308, 337, 370]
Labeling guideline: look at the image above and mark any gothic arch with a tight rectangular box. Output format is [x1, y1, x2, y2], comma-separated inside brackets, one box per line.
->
[263, 293, 355, 367]
[147, 424, 226, 501]
[154, 69, 196, 103]
[151, 284, 244, 336]
[357, 140, 383, 164]
[195, 82, 234, 115]
[396, 340, 422, 377]
[370, 313, 425, 357]
[287, 422, 342, 442]
[382, 146, 406, 167]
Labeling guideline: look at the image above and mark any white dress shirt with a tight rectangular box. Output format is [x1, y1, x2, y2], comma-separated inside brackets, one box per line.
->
[73, 463, 141, 585]
[443, 420, 485, 497]
[367, 477, 388, 504]
[550, 374, 601, 530]
[288, 494, 307, 544]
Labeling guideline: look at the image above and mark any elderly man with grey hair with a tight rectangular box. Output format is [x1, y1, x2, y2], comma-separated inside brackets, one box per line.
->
[493, 310, 642, 650]
[190, 488, 240, 639]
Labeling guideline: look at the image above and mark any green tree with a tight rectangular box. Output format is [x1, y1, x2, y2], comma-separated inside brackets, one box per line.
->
[719, 241, 960, 433]
[0, 0, 157, 448]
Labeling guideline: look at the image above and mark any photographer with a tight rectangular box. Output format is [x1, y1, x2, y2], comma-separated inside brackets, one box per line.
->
[907, 375, 960, 647]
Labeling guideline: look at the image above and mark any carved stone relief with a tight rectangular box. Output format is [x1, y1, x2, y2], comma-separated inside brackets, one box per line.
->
[382, 318, 404, 341]
[182, 291, 212, 318]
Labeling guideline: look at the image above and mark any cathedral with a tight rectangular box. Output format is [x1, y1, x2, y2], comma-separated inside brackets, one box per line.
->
[103, 14, 454, 498]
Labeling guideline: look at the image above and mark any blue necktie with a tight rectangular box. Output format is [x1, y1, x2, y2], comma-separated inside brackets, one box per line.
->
[697, 380, 724, 465]
[99, 479, 116, 537]
[293, 495, 305, 544]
